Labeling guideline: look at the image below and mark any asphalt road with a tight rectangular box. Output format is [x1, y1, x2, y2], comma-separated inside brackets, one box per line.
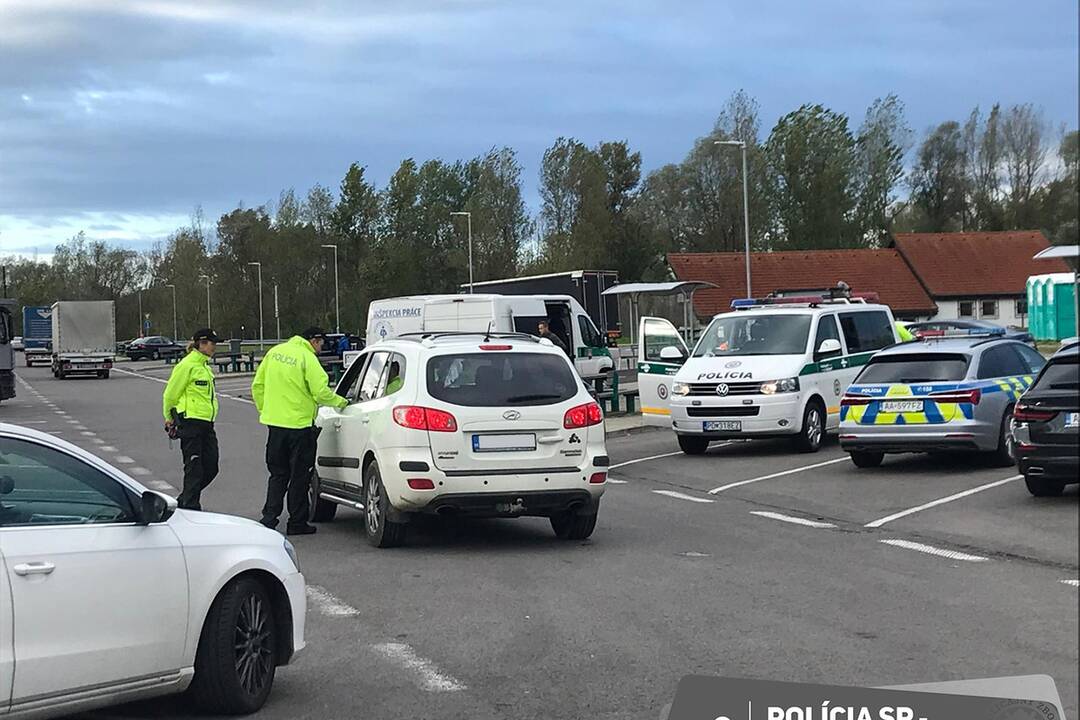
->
[4, 362, 1078, 719]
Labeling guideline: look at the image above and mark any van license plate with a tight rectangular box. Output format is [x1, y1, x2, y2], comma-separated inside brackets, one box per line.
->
[703, 421, 741, 432]
[881, 400, 923, 413]
[472, 434, 537, 452]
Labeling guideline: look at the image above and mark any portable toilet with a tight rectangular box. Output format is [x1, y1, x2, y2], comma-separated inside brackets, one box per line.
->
[1050, 273, 1077, 340]
[1026, 276, 1043, 339]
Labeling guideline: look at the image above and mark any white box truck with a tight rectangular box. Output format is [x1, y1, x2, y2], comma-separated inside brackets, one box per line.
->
[51, 300, 116, 379]
[366, 294, 614, 376]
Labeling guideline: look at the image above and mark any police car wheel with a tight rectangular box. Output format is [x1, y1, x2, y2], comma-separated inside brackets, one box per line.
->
[794, 401, 825, 453]
[189, 576, 278, 714]
[1024, 474, 1065, 497]
[363, 461, 406, 548]
[677, 435, 710, 455]
[989, 409, 1017, 467]
[309, 472, 337, 522]
[849, 451, 884, 468]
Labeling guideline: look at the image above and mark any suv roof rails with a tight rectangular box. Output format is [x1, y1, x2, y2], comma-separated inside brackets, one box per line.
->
[396, 331, 540, 343]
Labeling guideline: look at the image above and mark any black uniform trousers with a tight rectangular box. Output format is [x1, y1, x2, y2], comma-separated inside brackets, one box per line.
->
[177, 419, 219, 511]
[261, 426, 318, 530]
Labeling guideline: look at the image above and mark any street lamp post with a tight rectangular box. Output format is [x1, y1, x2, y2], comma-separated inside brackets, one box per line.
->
[248, 262, 264, 350]
[166, 284, 177, 340]
[137, 289, 144, 337]
[714, 140, 752, 297]
[199, 274, 212, 327]
[450, 211, 473, 293]
[274, 283, 281, 341]
[320, 244, 340, 332]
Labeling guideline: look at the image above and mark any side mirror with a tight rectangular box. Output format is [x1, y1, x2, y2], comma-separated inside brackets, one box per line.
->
[138, 490, 176, 525]
[816, 338, 842, 357]
[659, 346, 686, 362]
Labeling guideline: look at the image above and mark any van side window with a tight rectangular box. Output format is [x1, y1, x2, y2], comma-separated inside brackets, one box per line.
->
[839, 311, 893, 354]
[577, 316, 603, 348]
[814, 315, 842, 358]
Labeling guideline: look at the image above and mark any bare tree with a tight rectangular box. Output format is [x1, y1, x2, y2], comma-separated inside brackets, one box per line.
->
[1002, 103, 1048, 227]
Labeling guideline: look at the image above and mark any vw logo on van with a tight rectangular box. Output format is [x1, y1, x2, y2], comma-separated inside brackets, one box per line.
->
[502, 410, 521, 420]
[715, 383, 730, 397]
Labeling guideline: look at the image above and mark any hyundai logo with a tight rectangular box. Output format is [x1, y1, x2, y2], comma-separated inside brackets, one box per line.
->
[716, 383, 730, 396]
[502, 410, 521, 420]
[724, 360, 742, 368]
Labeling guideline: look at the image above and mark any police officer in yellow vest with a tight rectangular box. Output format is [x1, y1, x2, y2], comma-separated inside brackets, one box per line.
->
[895, 321, 916, 342]
[163, 328, 220, 510]
[251, 327, 348, 535]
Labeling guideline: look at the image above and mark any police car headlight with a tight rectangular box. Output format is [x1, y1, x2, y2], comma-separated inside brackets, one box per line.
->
[672, 382, 690, 396]
[760, 377, 799, 394]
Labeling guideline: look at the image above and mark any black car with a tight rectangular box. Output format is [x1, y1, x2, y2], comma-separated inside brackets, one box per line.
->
[125, 335, 184, 361]
[1012, 342, 1079, 496]
[906, 319, 1035, 346]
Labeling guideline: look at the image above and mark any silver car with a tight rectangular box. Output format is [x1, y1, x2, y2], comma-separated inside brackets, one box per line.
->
[839, 336, 1047, 468]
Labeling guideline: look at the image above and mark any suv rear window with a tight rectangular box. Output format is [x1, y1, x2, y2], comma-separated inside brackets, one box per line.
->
[1032, 359, 1079, 391]
[427, 352, 577, 407]
[856, 353, 970, 383]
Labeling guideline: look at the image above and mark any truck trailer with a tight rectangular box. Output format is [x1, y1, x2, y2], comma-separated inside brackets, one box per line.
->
[51, 300, 116, 379]
[22, 305, 53, 367]
[462, 270, 621, 339]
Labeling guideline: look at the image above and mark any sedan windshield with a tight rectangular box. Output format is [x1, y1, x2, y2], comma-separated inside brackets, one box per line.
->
[692, 314, 812, 357]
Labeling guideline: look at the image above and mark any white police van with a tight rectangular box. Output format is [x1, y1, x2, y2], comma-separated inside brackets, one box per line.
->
[637, 289, 899, 454]
[367, 294, 613, 377]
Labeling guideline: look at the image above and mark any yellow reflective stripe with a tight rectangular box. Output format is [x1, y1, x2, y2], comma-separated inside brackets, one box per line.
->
[826, 406, 840, 415]
[641, 406, 671, 416]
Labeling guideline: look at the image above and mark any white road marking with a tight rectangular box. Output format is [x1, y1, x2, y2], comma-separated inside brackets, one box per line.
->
[130, 467, 152, 476]
[113, 367, 256, 405]
[709, 456, 848, 494]
[99, 445, 118, 452]
[651, 489, 714, 504]
[149, 480, 174, 491]
[73, 425, 87, 430]
[1061, 580, 1079, 588]
[370, 642, 467, 692]
[879, 539, 988, 563]
[864, 475, 1022, 528]
[306, 585, 361, 617]
[609, 451, 683, 470]
[606, 478, 629, 484]
[16, 420, 48, 425]
[92, 438, 105, 445]
[80, 431, 96, 436]
[66, 420, 79, 425]
[114, 455, 135, 464]
[749, 510, 837, 529]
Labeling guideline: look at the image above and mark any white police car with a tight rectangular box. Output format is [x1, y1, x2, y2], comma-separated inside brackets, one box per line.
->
[638, 290, 899, 455]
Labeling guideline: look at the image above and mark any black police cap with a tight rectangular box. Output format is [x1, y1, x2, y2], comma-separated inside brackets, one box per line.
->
[192, 328, 220, 343]
[301, 326, 327, 340]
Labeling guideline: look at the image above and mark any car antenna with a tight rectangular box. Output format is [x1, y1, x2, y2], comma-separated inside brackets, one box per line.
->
[484, 320, 494, 342]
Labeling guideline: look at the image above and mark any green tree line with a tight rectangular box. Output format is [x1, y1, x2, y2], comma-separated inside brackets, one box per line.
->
[4, 91, 1077, 340]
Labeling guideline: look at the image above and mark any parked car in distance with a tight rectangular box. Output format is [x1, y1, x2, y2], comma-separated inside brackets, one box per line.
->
[1012, 343, 1080, 497]
[11, 336, 23, 351]
[906, 319, 1035, 346]
[0, 423, 306, 718]
[125, 335, 184, 361]
[312, 332, 608, 547]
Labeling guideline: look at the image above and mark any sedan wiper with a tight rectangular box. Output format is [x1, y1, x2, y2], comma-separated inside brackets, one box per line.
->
[1049, 382, 1079, 389]
[506, 393, 563, 402]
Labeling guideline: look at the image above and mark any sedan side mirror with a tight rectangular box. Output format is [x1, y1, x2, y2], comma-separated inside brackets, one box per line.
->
[138, 490, 176, 525]
[659, 346, 686, 362]
[816, 338, 842, 357]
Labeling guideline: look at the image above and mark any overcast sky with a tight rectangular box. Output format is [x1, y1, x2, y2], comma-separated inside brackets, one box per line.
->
[1, 0, 1077, 257]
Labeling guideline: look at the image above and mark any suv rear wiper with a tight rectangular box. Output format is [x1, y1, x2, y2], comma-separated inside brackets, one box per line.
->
[506, 393, 563, 402]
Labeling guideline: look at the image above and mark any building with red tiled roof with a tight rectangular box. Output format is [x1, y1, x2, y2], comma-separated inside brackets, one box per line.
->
[891, 231, 1068, 327]
[667, 248, 937, 320]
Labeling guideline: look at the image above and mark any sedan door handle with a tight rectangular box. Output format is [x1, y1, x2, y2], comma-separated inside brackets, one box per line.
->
[360, 417, 370, 424]
[13, 562, 55, 577]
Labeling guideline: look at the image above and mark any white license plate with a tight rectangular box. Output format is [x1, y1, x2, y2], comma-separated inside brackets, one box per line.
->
[703, 420, 742, 432]
[472, 434, 536, 453]
[1066, 412, 1079, 428]
[881, 400, 923, 413]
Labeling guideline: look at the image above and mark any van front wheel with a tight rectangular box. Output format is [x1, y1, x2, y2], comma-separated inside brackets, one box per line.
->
[794, 401, 825, 453]
[677, 435, 710, 455]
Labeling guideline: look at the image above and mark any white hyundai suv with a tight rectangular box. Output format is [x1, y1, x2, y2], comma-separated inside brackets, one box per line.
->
[0, 424, 306, 719]
[312, 332, 608, 547]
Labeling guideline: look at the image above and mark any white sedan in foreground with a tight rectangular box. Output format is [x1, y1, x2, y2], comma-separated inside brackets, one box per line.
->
[0, 424, 306, 718]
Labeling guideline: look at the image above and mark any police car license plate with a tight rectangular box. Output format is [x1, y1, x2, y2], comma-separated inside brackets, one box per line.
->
[881, 400, 923, 413]
[1065, 412, 1079, 428]
[703, 421, 741, 432]
[472, 434, 536, 452]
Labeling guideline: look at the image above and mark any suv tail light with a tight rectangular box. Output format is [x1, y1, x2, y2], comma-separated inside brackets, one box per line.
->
[393, 406, 458, 432]
[1013, 404, 1058, 423]
[564, 402, 603, 429]
[479, 344, 512, 351]
[929, 388, 981, 405]
[840, 394, 872, 406]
